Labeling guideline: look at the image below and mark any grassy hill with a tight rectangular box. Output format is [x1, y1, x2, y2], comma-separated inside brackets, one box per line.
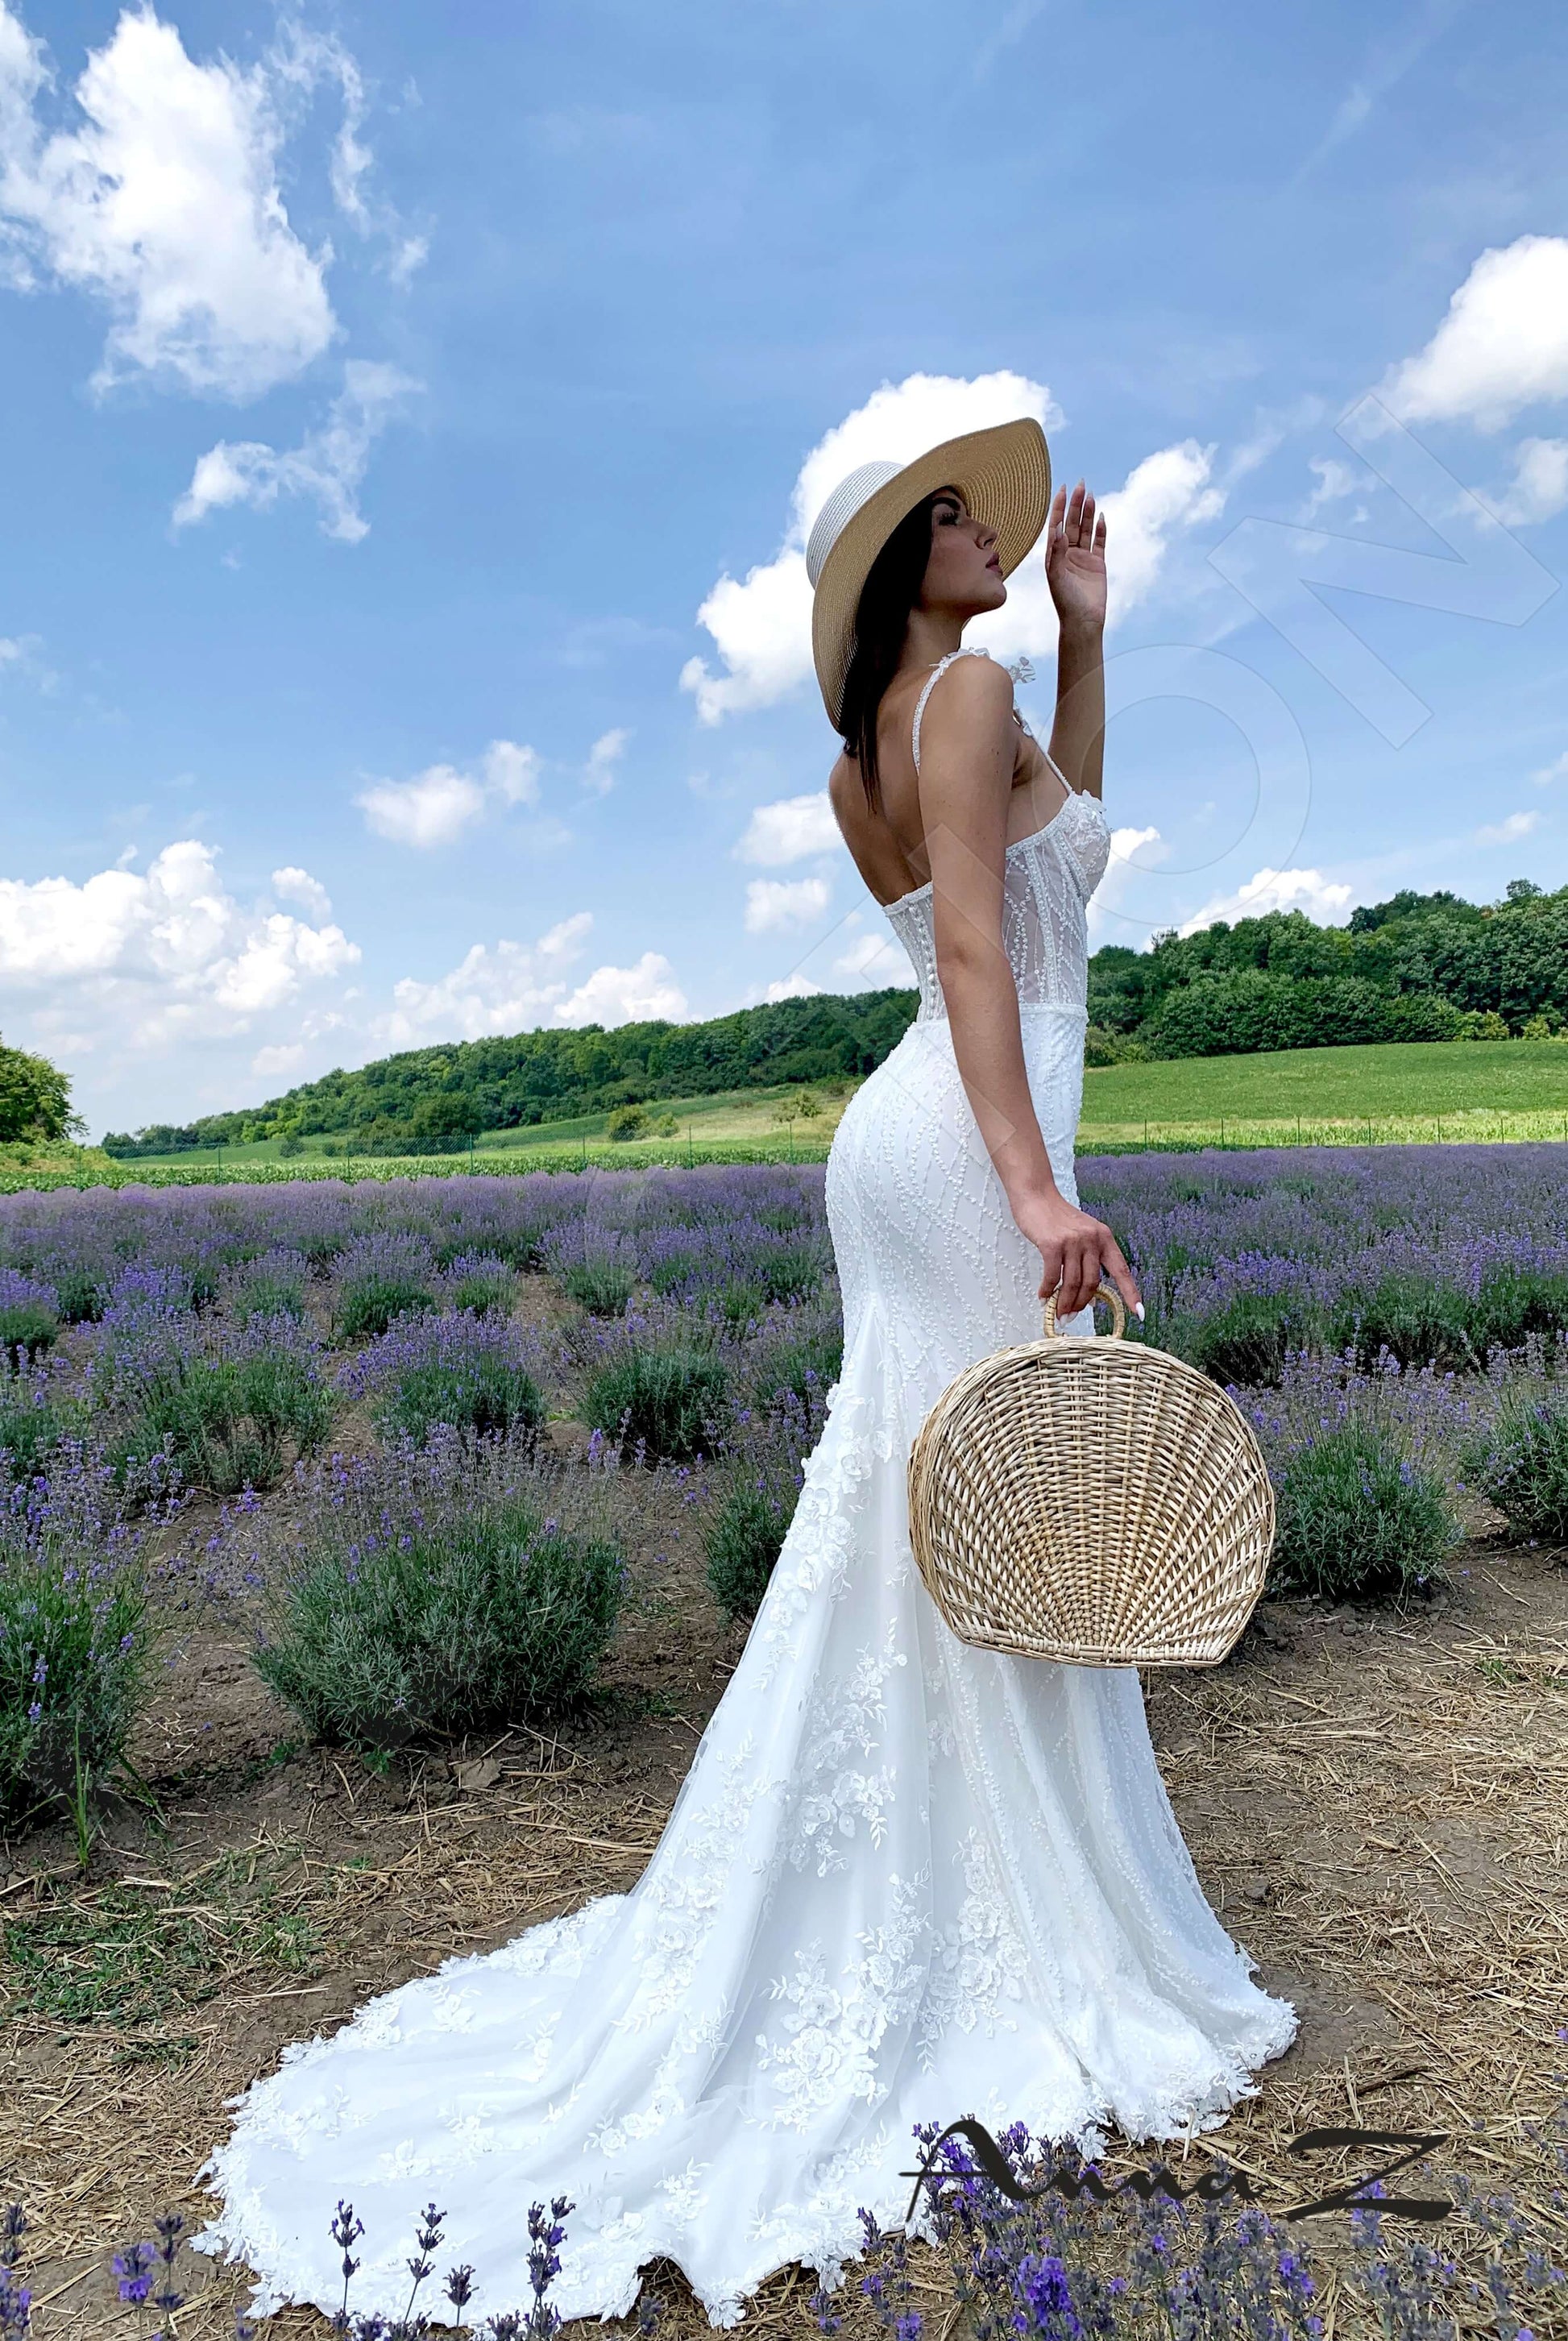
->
[89, 1044, 1568, 1193]
[1078, 1036, 1568, 1148]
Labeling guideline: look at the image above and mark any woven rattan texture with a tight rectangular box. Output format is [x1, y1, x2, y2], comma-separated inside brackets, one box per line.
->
[907, 1318, 1274, 1669]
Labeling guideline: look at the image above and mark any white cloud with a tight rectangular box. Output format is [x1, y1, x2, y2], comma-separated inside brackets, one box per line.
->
[762, 973, 823, 1002]
[0, 838, 359, 1055]
[1086, 824, 1166, 941]
[1531, 751, 1568, 788]
[251, 1040, 305, 1080]
[173, 360, 419, 542]
[679, 549, 815, 727]
[0, 2, 336, 398]
[354, 737, 540, 848]
[356, 766, 487, 849]
[1475, 808, 1540, 845]
[834, 928, 910, 988]
[745, 876, 832, 935]
[378, 913, 686, 1047]
[582, 727, 629, 796]
[269, 865, 332, 921]
[555, 953, 686, 1027]
[481, 740, 541, 806]
[1179, 866, 1354, 935]
[681, 369, 1061, 724]
[735, 791, 843, 865]
[1094, 442, 1224, 625]
[1488, 437, 1568, 527]
[1305, 455, 1359, 509]
[1383, 235, 1568, 431]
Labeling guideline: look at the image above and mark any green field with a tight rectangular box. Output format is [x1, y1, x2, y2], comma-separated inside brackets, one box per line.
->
[50, 1038, 1568, 1197]
[1079, 1037, 1568, 1147]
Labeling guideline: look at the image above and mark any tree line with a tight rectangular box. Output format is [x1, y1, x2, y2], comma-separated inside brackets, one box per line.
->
[1085, 878, 1568, 1063]
[102, 878, 1568, 1158]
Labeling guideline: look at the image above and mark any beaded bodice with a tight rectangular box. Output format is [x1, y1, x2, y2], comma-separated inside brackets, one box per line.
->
[881, 650, 1112, 1022]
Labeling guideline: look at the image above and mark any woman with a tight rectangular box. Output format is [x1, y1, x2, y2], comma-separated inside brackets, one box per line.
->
[196, 421, 1295, 2330]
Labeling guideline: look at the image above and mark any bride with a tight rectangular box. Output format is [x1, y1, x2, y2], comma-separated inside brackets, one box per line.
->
[196, 420, 1296, 2328]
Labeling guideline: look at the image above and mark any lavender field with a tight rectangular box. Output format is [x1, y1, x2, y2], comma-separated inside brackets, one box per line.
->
[1, 1151, 1565, 2338]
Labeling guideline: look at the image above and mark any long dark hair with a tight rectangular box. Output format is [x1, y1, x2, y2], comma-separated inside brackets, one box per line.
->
[838, 491, 945, 807]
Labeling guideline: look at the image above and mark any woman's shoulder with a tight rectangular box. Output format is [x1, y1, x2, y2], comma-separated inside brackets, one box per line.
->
[918, 647, 1016, 739]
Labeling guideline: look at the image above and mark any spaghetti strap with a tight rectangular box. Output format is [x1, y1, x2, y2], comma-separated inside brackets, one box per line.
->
[911, 646, 992, 774]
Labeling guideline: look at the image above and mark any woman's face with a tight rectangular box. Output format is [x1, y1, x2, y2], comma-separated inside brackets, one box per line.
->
[919, 489, 1006, 617]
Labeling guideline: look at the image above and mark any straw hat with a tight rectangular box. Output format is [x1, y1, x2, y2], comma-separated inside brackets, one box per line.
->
[805, 417, 1052, 730]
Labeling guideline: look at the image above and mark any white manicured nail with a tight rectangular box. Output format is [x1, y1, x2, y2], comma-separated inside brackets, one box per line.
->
[1135, 1303, 1146, 1322]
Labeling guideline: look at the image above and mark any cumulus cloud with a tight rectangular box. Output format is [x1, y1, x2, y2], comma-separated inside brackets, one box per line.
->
[270, 865, 332, 921]
[1096, 443, 1225, 625]
[480, 740, 541, 806]
[1531, 751, 1568, 788]
[681, 370, 1061, 724]
[378, 912, 686, 1047]
[581, 728, 629, 796]
[1383, 235, 1568, 431]
[734, 791, 843, 865]
[173, 360, 419, 543]
[354, 738, 540, 848]
[0, 839, 358, 1056]
[762, 973, 823, 1002]
[680, 370, 1225, 723]
[0, 2, 337, 398]
[961, 440, 1222, 655]
[356, 766, 485, 849]
[1179, 866, 1354, 935]
[745, 876, 832, 935]
[1475, 808, 1540, 845]
[833, 927, 909, 988]
[555, 953, 686, 1026]
[1487, 438, 1568, 527]
[1085, 824, 1166, 941]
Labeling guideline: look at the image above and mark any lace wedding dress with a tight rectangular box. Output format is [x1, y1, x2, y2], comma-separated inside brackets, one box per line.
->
[197, 651, 1296, 2328]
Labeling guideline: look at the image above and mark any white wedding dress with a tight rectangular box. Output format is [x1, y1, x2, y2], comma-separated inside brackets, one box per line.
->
[196, 652, 1296, 2328]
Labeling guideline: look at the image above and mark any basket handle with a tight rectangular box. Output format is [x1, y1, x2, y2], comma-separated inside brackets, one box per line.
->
[1043, 1279, 1127, 1339]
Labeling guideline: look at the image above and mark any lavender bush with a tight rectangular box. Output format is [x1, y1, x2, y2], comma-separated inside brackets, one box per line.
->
[338, 1310, 546, 1447]
[583, 1342, 731, 1463]
[0, 1268, 60, 1370]
[0, 1454, 167, 1826]
[248, 1432, 626, 1750]
[1465, 1384, 1568, 1545]
[1271, 1422, 1459, 1600]
[828, 2111, 1567, 2341]
[443, 1254, 518, 1317]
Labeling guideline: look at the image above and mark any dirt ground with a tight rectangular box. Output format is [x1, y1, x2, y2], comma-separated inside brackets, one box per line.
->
[2, 1490, 1566, 2338]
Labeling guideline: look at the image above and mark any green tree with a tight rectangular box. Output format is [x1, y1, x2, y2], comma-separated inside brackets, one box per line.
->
[0, 1040, 79, 1143]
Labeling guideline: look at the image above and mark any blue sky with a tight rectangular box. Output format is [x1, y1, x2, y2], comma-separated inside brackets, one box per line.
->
[1, 0, 1566, 1136]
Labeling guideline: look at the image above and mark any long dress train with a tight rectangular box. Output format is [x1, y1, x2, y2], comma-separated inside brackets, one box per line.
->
[195, 654, 1296, 2326]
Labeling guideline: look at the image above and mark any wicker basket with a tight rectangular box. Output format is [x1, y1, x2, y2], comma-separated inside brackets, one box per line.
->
[906, 1283, 1274, 1667]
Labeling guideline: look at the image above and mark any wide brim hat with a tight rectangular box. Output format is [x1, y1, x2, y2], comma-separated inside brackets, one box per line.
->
[806, 417, 1052, 731]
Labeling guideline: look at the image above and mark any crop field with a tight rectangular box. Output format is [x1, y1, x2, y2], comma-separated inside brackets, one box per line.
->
[0, 1152, 1565, 2335]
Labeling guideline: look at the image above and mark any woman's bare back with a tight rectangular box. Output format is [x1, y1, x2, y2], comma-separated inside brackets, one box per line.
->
[828, 654, 1072, 909]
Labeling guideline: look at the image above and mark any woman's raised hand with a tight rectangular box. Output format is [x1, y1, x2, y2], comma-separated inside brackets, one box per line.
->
[1044, 480, 1108, 635]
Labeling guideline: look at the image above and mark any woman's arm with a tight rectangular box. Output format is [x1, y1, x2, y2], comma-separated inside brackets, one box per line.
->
[915, 656, 1140, 1322]
[1044, 482, 1107, 799]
